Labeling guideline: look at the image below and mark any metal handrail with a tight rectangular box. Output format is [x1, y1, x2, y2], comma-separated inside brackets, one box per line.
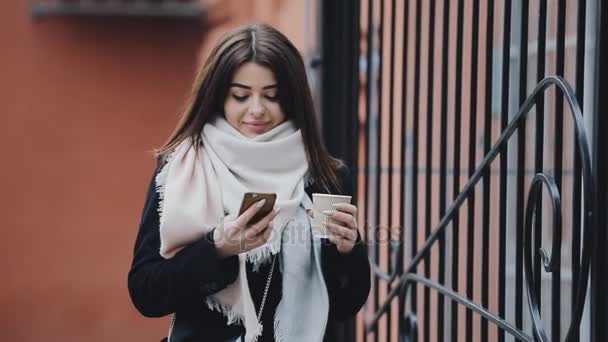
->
[369, 237, 402, 283]
[365, 76, 597, 342]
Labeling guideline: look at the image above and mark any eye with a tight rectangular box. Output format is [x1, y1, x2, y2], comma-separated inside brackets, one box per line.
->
[232, 94, 248, 102]
[265, 93, 279, 102]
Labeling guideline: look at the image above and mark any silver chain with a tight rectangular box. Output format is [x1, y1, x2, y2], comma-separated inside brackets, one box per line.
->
[166, 254, 277, 342]
[257, 254, 277, 321]
[167, 313, 176, 342]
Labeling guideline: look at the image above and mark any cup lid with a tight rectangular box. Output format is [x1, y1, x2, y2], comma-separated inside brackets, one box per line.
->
[311, 193, 352, 200]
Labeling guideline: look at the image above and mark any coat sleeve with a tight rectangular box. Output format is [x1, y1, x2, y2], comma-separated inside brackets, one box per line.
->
[322, 234, 371, 320]
[127, 160, 239, 318]
[321, 166, 371, 320]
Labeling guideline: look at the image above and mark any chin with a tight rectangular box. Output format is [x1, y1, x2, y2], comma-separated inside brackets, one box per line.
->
[241, 129, 261, 138]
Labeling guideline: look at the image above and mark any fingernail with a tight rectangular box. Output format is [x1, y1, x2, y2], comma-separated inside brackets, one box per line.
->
[256, 199, 266, 208]
[332, 203, 342, 208]
[323, 210, 333, 216]
[274, 207, 281, 214]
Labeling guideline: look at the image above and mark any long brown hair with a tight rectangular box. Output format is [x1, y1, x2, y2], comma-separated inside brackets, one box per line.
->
[156, 23, 343, 192]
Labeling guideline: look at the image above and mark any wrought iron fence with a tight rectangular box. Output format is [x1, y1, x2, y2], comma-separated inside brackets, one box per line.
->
[364, 75, 594, 342]
[320, 0, 607, 341]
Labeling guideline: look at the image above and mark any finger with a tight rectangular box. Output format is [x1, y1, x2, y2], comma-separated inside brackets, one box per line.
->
[243, 222, 268, 242]
[255, 226, 273, 247]
[244, 233, 267, 251]
[244, 208, 279, 240]
[332, 203, 357, 216]
[243, 224, 268, 243]
[327, 233, 349, 249]
[323, 209, 357, 229]
[246, 225, 274, 251]
[327, 234, 340, 246]
[261, 223, 273, 240]
[236, 199, 267, 226]
[247, 209, 279, 249]
[305, 208, 315, 218]
[250, 217, 275, 239]
[324, 221, 357, 241]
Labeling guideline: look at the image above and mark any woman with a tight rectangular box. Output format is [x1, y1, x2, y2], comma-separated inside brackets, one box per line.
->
[128, 23, 370, 342]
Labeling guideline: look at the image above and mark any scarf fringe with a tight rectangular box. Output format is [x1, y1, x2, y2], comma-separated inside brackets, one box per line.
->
[247, 322, 264, 342]
[204, 296, 244, 326]
[154, 149, 178, 224]
[206, 296, 264, 342]
[245, 238, 281, 271]
[273, 311, 287, 342]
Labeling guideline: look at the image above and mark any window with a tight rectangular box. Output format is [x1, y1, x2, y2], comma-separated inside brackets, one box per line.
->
[31, 0, 202, 18]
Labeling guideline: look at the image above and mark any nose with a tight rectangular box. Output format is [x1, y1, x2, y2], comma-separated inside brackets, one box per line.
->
[249, 95, 266, 117]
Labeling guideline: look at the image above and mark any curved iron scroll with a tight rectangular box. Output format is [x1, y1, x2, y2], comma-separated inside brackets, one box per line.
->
[524, 174, 562, 341]
[364, 76, 597, 341]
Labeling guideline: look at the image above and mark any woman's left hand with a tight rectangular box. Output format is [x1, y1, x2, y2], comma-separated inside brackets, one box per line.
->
[322, 203, 359, 254]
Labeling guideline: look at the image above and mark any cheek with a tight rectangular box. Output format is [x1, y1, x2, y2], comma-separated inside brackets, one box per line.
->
[269, 103, 285, 121]
[223, 100, 244, 124]
[223, 98, 238, 113]
[224, 97, 248, 113]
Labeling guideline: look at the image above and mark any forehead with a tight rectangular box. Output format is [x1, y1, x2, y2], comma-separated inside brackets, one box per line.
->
[230, 62, 277, 87]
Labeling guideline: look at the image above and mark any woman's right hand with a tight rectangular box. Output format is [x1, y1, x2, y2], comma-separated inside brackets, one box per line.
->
[213, 199, 279, 258]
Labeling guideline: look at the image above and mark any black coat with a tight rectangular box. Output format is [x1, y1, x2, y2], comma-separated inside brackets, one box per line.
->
[128, 160, 371, 341]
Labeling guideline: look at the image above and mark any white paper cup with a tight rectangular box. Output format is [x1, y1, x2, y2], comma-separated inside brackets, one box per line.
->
[311, 193, 352, 238]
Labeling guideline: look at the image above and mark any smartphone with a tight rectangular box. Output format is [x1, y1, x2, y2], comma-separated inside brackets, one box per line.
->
[238, 192, 277, 224]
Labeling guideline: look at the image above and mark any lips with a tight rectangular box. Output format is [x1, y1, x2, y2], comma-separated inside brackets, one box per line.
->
[244, 122, 270, 133]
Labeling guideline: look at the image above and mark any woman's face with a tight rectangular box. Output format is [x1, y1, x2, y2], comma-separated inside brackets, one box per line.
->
[223, 62, 286, 138]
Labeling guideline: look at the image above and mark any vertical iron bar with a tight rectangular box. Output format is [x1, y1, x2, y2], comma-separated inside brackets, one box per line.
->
[515, 0, 529, 332]
[386, 0, 396, 340]
[592, 2, 608, 337]
[411, 0, 422, 319]
[498, 0, 512, 340]
[451, 1, 464, 340]
[481, 0, 494, 340]
[321, 0, 361, 172]
[397, 0, 410, 337]
[410, 1, 422, 328]
[424, 0, 436, 341]
[535, 0, 548, 336]
[438, 0, 450, 340]
[373, 1, 384, 341]
[571, 0, 586, 340]
[423, 0, 437, 340]
[553, 0, 566, 338]
[363, 1, 374, 341]
[320, 0, 361, 338]
[465, 1, 480, 341]
[351, 0, 361, 202]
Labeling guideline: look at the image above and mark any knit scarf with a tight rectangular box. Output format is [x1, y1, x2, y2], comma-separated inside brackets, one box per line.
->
[155, 116, 329, 342]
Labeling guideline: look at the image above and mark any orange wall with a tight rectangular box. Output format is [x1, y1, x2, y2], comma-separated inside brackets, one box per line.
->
[0, 1, 310, 341]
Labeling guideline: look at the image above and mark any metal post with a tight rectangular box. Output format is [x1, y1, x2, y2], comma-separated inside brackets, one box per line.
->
[320, 0, 360, 178]
[591, 1, 608, 340]
[320, 0, 360, 341]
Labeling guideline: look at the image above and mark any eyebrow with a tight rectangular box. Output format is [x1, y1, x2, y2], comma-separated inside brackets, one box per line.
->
[230, 82, 278, 90]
